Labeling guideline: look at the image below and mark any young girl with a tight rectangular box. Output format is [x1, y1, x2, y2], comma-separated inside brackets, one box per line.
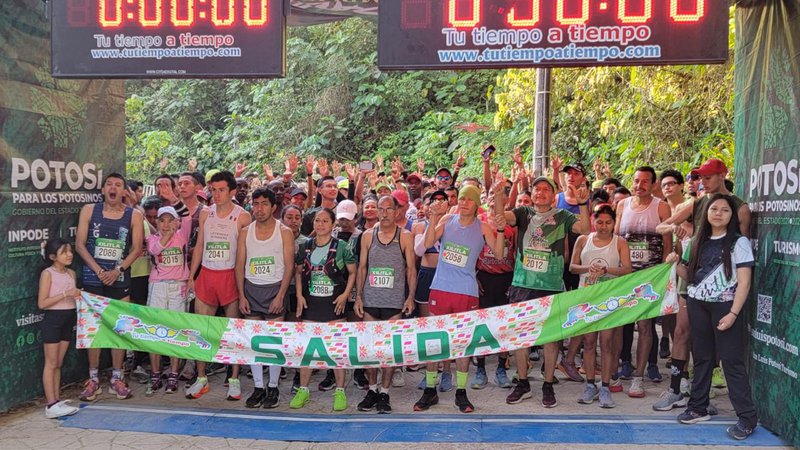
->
[667, 194, 757, 440]
[570, 204, 632, 409]
[38, 238, 81, 418]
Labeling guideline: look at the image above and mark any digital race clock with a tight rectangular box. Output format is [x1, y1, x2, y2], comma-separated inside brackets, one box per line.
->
[51, 0, 286, 78]
[378, 0, 729, 70]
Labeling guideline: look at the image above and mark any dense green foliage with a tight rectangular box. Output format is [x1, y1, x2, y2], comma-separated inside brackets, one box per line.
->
[127, 17, 734, 184]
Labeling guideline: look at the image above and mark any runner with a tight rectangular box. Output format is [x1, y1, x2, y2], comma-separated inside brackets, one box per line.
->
[494, 176, 590, 408]
[615, 166, 673, 398]
[414, 185, 504, 413]
[569, 204, 632, 408]
[145, 206, 193, 395]
[301, 176, 339, 236]
[291, 208, 357, 411]
[355, 195, 416, 414]
[186, 171, 251, 400]
[75, 173, 144, 401]
[236, 187, 295, 409]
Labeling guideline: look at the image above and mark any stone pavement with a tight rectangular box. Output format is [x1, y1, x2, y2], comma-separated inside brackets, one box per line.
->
[0, 358, 791, 449]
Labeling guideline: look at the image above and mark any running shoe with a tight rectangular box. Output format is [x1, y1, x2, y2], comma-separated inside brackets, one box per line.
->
[358, 389, 379, 411]
[131, 365, 150, 384]
[617, 361, 635, 380]
[577, 383, 599, 404]
[290, 387, 310, 409]
[226, 378, 241, 401]
[707, 402, 719, 416]
[712, 366, 726, 388]
[677, 409, 710, 424]
[727, 420, 754, 440]
[179, 360, 196, 381]
[165, 373, 179, 394]
[376, 392, 392, 414]
[439, 371, 453, 392]
[79, 379, 101, 402]
[659, 336, 670, 359]
[506, 380, 532, 404]
[417, 373, 431, 390]
[598, 386, 616, 408]
[652, 389, 687, 411]
[557, 360, 585, 382]
[185, 377, 209, 399]
[264, 387, 280, 409]
[646, 364, 663, 382]
[392, 369, 406, 387]
[628, 377, 646, 398]
[529, 347, 541, 361]
[609, 376, 624, 393]
[353, 369, 369, 390]
[495, 367, 513, 388]
[280, 367, 288, 380]
[541, 382, 557, 408]
[149, 374, 163, 392]
[245, 388, 266, 408]
[680, 377, 691, 397]
[455, 389, 474, 413]
[470, 367, 488, 389]
[109, 378, 132, 400]
[333, 388, 348, 411]
[413, 387, 439, 411]
[45, 400, 79, 419]
[318, 369, 336, 391]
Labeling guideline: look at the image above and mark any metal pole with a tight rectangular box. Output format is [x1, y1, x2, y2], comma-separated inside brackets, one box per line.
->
[532, 68, 552, 177]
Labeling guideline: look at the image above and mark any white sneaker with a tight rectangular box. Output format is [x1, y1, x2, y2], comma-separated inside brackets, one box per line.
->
[680, 377, 691, 396]
[45, 400, 79, 419]
[392, 369, 406, 387]
[628, 377, 645, 398]
[226, 378, 241, 401]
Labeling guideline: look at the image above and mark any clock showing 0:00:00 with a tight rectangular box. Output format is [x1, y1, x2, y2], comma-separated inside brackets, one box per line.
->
[379, 0, 729, 70]
[64, 0, 273, 28]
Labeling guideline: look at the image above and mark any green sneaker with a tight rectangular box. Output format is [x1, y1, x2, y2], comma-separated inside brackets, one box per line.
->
[290, 387, 310, 409]
[333, 387, 348, 411]
[712, 367, 726, 388]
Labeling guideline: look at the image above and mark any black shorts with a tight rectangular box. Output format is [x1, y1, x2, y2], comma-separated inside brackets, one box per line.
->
[285, 288, 297, 318]
[244, 279, 283, 318]
[477, 271, 513, 309]
[363, 307, 403, 320]
[130, 276, 148, 306]
[507, 286, 561, 303]
[40, 309, 77, 343]
[83, 284, 131, 300]
[414, 266, 436, 304]
[302, 295, 345, 322]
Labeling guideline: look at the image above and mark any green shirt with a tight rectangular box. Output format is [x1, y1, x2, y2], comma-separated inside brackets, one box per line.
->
[511, 207, 577, 292]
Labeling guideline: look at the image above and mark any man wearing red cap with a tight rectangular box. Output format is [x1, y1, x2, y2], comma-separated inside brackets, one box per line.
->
[392, 190, 414, 232]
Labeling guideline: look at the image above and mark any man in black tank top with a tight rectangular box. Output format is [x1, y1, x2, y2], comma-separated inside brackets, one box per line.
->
[75, 173, 144, 402]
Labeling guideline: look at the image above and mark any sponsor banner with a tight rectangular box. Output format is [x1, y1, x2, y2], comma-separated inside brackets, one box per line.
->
[78, 264, 676, 368]
[734, 3, 800, 447]
[0, 0, 125, 411]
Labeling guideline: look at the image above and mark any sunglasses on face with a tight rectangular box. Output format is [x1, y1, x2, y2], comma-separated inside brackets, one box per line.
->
[436, 175, 451, 181]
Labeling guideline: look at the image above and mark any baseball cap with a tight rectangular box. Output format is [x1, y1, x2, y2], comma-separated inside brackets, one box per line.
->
[290, 187, 307, 198]
[406, 173, 422, 183]
[391, 189, 409, 206]
[375, 183, 391, 193]
[157, 206, 179, 219]
[696, 158, 728, 176]
[205, 169, 220, 183]
[562, 163, 586, 175]
[591, 180, 604, 189]
[436, 168, 453, 178]
[336, 177, 349, 189]
[196, 189, 207, 202]
[336, 200, 358, 221]
[429, 190, 448, 201]
[532, 176, 557, 191]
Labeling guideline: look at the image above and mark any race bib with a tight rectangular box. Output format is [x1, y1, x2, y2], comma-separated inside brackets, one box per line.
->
[205, 242, 230, 262]
[94, 238, 123, 261]
[629, 241, 651, 265]
[249, 256, 276, 276]
[442, 242, 469, 268]
[369, 267, 395, 289]
[523, 248, 550, 273]
[160, 247, 184, 267]
[310, 272, 334, 297]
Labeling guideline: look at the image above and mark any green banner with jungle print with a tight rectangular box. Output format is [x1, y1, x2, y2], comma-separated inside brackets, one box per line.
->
[78, 264, 677, 368]
[733, 2, 800, 447]
[0, 1, 125, 411]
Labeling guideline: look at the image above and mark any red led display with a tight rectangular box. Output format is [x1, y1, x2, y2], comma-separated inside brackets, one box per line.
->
[52, 0, 285, 78]
[379, 0, 729, 70]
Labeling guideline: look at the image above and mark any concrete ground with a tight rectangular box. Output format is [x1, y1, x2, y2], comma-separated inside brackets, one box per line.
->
[0, 354, 791, 449]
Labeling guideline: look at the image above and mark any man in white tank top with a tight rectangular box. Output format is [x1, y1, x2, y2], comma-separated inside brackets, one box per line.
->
[187, 171, 251, 401]
[614, 166, 673, 399]
[235, 187, 295, 409]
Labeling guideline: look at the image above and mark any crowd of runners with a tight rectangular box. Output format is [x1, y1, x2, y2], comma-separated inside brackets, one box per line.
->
[38, 148, 758, 440]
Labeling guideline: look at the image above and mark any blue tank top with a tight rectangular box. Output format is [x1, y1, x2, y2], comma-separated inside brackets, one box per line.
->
[82, 204, 134, 287]
[430, 215, 483, 297]
[556, 192, 580, 214]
